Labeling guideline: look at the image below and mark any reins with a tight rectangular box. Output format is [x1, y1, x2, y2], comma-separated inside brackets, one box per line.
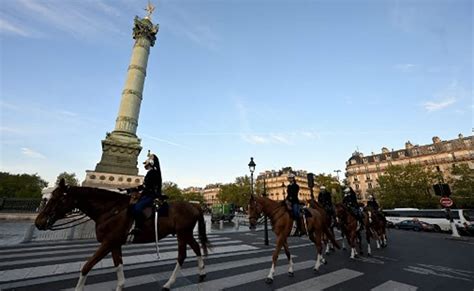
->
[48, 213, 91, 230]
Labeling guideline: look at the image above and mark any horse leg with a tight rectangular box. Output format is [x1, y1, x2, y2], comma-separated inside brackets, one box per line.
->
[357, 230, 363, 256]
[366, 228, 372, 256]
[266, 236, 284, 284]
[282, 241, 294, 277]
[112, 246, 125, 291]
[162, 235, 187, 290]
[75, 243, 111, 291]
[341, 231, 347, 250]
[349, 231, 357, 259]
[314, 230, 324, 272]
[188, 235, 206, 281]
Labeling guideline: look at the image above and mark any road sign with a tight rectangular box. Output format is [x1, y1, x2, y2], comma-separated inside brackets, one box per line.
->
[440, 197, 453, 208]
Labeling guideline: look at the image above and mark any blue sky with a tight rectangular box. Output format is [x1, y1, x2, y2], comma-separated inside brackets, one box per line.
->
[0, 0, 472, 188]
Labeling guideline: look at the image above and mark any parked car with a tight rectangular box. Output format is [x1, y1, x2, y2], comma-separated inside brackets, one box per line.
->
[394, 219, 436, 232]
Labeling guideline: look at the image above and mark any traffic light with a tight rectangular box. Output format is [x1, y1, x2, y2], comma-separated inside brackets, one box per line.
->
[433, 183, 451, 197]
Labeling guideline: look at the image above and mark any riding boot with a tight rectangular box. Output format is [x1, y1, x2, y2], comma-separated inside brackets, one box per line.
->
[131, 214, 144, 235]
[296, 218, 303, 237]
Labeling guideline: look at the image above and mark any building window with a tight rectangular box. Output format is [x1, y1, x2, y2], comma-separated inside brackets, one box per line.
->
[436, 166, 441, 172]
[368, 183, 373, 189]
[355, 184, 360, 190]
[366, 174, 371, 180]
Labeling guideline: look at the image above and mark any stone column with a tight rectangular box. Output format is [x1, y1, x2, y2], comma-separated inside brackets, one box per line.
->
[83, 15, 158, 188]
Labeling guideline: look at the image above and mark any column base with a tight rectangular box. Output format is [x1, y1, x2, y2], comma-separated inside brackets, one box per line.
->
[82, 170, 144, 189]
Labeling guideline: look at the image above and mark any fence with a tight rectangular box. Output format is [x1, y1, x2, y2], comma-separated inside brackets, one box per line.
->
[0, 198, 42, 213]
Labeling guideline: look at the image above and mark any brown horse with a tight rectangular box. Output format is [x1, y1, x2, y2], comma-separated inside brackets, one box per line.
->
[335, 203, 369, 259]
[35, 179, 210, 291]
[365, 207, 388, 249]
[248, 195, 339, 283]
[307, 199, 339, 254]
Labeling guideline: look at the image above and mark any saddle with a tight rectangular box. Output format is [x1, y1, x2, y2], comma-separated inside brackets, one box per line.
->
[129, 192, 169, 218]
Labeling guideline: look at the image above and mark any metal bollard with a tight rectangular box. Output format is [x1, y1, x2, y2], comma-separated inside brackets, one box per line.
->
[21, 224, 35, 243]
[235, 219, 240, 230]
[219, 219, 224, 230]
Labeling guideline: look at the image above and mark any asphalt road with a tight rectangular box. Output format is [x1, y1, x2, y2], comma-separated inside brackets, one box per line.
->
[0, 228, 473, 290]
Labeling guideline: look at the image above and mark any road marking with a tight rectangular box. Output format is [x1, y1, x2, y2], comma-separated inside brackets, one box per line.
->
[404, 265, 473, 282]
[0, 239, 239, 265]
[0, 244, 258, 283]
[174, 260, 315, 291]
[275, 268, 363, 291]
[371, 280, 418, 291]
[62, 253, 296, 290]
[0, 248, 270, 290]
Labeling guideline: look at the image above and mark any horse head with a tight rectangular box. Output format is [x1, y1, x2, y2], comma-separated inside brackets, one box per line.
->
[247, 194, 262, 230]
[35, 178, 77, 230]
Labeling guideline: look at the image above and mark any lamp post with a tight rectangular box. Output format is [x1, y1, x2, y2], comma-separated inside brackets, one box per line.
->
[263, 178, 269, 245]
[333, 170, 341, 183]
[248, 157, 256, 195]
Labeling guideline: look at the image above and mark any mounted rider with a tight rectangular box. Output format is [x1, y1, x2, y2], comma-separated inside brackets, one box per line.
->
[286, 173, 302, 236]
[343, 187, 364, 226]
[366, 194, 384, 223]
[131, 150, 166, 234]
[317, 185, 335, 226]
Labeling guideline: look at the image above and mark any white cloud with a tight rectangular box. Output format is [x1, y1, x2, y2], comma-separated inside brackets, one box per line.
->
[143, 134, 190, 150]
[270, 134, 291, 145]
[21, 147, 46, 159]
[242, 135, 268, 144]
[0, 18, 30, 37]
[423, 97, 456, 112]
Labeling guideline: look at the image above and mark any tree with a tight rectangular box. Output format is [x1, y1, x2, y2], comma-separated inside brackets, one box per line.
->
[217, 176, 252, 208]
[314, 173, 342, 202]
[376, 164, 438, 209]
[0, 172, 48, 198]
[183, 191, 205, 205]
[448, 163, 474, 208]
[55, 172, 79, 186]
[162, 181, 183, 202]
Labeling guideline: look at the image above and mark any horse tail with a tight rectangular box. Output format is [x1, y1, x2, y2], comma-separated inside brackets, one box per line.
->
[197, 206, 211, 256]
[324, 224, 341, 249]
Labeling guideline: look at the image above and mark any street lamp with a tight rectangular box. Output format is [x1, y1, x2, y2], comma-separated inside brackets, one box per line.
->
[248, 157, 256, 195]
[333, 170, 341, 183]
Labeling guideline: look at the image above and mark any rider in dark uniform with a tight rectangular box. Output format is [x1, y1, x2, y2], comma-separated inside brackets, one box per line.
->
[131, 151, 165, 234]
[367, 194, 384, 222]
[343, 187, 363, 226]
[286, 174, 302, 236]
[318, 185, 335, 226]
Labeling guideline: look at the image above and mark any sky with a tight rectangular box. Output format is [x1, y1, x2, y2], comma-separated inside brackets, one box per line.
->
[0, 0, 472, 188]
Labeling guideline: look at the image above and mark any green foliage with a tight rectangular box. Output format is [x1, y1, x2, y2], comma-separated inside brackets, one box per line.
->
[448, 163, 474, 208]
[183, 191, 205, 204]
[162, 181, 183, 202]
[0, 172, 48, 198]
[55, 172, 79, 186]
[314, 173, 343, 202]
[376, 164, 439, 209]
[217, 176, 252, 208]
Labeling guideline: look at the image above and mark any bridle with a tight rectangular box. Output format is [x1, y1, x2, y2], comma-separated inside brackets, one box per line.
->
[43, 186, 91, 231]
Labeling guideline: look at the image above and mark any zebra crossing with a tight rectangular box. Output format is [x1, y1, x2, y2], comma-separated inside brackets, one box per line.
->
[0, 233, 422, 291]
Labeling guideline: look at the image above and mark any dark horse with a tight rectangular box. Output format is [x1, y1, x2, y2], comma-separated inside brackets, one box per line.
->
[334, 203, 370, 259]
[248, 195, 339, 283]
[364, 207, 388, 249]
[35, 179, 210, 291]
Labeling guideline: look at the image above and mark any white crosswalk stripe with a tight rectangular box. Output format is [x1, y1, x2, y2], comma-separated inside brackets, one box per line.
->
[0, 233, 425, 291]
[371, 280, 418, 291]
[275, 268, 363, 291]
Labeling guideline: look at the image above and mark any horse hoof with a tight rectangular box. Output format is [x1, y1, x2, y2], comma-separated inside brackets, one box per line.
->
[313, 268, 319, 273]
[265, 278, 273, 284]
[288, 272, 294, 277]
[367, 253, 371, 257]
[199, 274, 206, 282]
[324, 260, 328, 265]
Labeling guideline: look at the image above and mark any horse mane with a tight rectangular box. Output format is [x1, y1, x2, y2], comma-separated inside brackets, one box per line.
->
[70, 186, 130, 202]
